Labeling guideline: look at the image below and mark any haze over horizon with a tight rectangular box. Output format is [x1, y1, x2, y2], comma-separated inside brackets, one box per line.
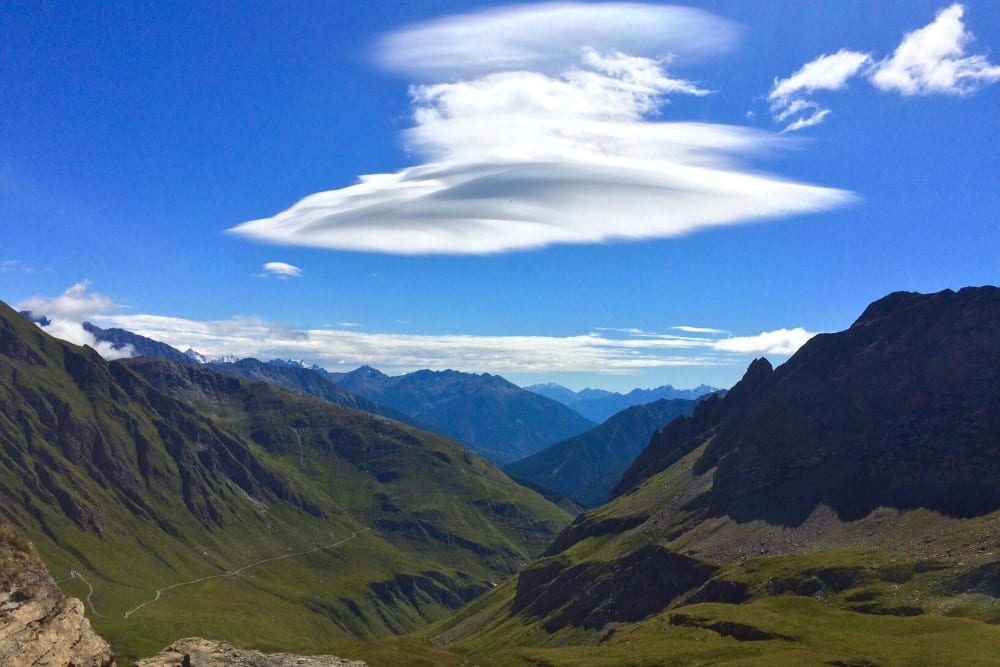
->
[4, 2, 998, 392]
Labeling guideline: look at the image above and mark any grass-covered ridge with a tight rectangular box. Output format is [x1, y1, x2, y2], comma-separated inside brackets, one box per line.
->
[0, 301, 571, 658]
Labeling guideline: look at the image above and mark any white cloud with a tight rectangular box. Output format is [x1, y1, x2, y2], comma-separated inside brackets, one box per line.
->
[16, 282, 135, 360]
[17, 281, 116, 320]
[869, 3, 1000, 95]
[768, 50, 871, 132]
[229, 3, 854, 256]
[781, 109, 832, 133]
[105, 313, 722, 373]
[261, 261, 303, 278]
[770, 50, 873, 101]
[768, 3, 999, 130]
[712, 327, 815, 355]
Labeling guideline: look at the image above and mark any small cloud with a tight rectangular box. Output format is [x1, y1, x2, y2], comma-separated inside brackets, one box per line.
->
[869, 3, 1000, 95]
[712, 327, 815, 355]
[261, 262, 303, 279]
[770, 50, 873, 101]
[16, 281, 135, 360]
[782, 109, 832, 133]
[595, 327, 647, 335]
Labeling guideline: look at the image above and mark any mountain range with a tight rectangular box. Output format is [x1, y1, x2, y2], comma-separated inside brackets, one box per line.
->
[526, 381, 720, 423]
[71, 324, 597, 466]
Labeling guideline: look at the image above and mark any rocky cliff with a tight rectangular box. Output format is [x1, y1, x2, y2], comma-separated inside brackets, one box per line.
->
[0, 525, 114, 667]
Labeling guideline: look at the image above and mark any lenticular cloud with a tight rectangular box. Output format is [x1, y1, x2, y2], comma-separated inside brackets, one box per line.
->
[229, 2, 854, 255]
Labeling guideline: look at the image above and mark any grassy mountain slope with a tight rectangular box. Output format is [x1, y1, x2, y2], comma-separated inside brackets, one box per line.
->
[329, 367, 596, 464]
[422, 287, 1000, 665]
[0, 301, 571, 659]
[504, 398, 702, 507]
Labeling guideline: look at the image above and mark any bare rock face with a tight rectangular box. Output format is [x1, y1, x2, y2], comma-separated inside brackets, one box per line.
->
[702, 286, 1000, 522]
[136, 638, 367, 667]
[0, 529, 114, 667]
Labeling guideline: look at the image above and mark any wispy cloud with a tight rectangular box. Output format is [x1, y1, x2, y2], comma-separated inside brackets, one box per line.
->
[16, 282, 135, 360]
[672, 325, 731, 335]
[373, 2, 739, 80]
[769, 3, 999, 131]
[712, 327, 815, 355]
[1, 259, 51, 275]
[96, 309, 815, 378]
[229, 2, 852, 255]
[261, 261, 303, 279]
[768, 50, 871, 132]
[18, 282, 817, 376]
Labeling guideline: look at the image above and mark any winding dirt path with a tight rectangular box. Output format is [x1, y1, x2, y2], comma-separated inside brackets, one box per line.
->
[61, 569, 105, 618]
[120, 528, 371, 618]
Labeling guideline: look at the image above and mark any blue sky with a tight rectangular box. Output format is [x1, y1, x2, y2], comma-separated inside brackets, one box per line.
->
[3, 1, 998, 392]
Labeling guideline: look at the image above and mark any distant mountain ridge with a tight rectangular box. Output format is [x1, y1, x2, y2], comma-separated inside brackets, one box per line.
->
[526, 381, 721, 422]
[71, 327, 595, 465]
[504, 397, 707, 507]
[324, 366, 596, 464]
[206, 357, 420, 427]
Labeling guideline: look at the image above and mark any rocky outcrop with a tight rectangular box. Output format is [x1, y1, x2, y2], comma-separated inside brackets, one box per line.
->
[0, 528, 113, 667]
[136, 638, 366, 667]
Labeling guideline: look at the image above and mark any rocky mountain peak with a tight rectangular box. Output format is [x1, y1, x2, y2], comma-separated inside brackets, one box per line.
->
[701, 286, 1000, 522]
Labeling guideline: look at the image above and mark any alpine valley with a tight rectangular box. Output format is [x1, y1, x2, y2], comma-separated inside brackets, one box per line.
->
[3, 286, 1000, 666]
[0, 299, 571, 661]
